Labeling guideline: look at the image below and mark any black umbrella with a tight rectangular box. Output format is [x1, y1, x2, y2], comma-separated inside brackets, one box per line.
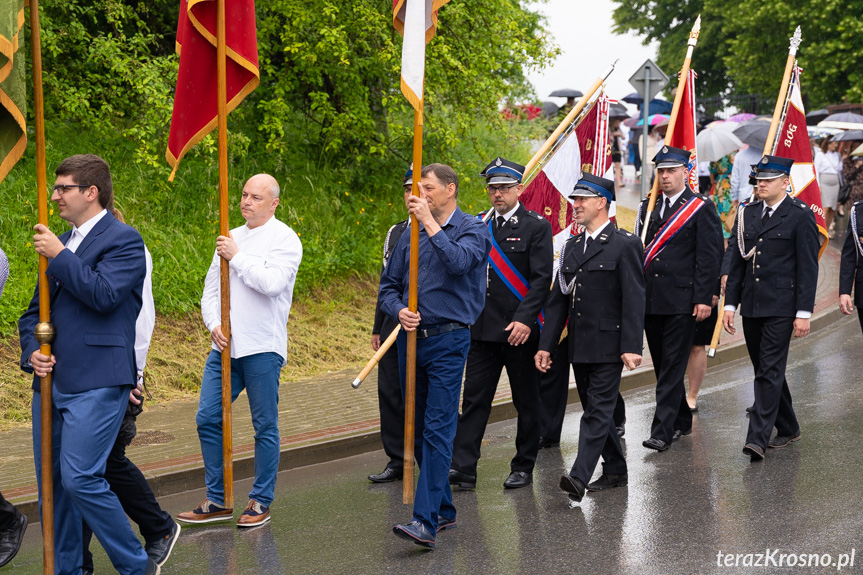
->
[541, 101, 560, 118]
[622, 92, 643, 104]
[824, 111, 863, 124]
[806, 108, 830, 126]
[733, 120, 770, 150]
[831, 129, 863, 142]
[609, 102, 629, 119]
[549, 88, 583, 98]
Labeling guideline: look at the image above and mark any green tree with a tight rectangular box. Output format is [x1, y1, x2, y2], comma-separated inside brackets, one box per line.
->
[611, 0, 863, 107]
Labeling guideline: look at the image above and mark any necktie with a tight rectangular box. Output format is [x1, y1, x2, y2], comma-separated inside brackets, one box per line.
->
[496, 215, 505, 231]
[662, 197, 673, 222]
[584, 235, 593, 253]
[762, 207, 772, 225]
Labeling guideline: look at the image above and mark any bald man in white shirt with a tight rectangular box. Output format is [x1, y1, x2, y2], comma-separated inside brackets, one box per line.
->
[178, 174, 302, 528]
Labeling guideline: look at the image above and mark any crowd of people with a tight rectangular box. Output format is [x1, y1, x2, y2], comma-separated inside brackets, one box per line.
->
[2, 132, 862, 570]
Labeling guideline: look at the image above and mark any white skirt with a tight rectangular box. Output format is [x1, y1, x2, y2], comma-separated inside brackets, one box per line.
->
[819, 172, 840, 207]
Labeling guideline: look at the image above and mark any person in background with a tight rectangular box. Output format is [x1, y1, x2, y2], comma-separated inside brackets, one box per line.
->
[815, 138, 842, 238]
[0, 246, 29, 570]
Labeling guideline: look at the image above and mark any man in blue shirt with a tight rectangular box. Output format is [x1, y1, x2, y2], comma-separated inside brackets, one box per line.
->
[380, 163, 491, 549]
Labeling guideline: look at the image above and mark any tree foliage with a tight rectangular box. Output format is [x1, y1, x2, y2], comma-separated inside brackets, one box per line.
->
[35, 0, 557, 179]
[611, 0, 863, 107]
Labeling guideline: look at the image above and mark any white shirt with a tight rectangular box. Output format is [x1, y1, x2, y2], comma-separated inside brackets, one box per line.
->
[66, 209, 108, 253]
[201, 215, 303, 363]
[135, 247, 155, 379]
[659, 189, 685, 218]
[584, 220, 611, 252]
[814, 149, 842, 177]
[729, 146, 763, 203]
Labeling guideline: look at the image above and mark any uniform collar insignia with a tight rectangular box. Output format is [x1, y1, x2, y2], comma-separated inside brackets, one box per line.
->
[510, 215, 518, 225]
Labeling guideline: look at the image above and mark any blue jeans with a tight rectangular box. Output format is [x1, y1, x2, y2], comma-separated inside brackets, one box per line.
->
[397, 328, 471, 533]
[197, 350, 282, 508]
[33, 385, 148, 575]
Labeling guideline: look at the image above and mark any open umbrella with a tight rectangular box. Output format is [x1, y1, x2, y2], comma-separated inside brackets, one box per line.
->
[819, 112, 863, 131]
[697, 125, 743, 162]
[852, 143, 863, 157]
[831, 129, 863, 142]
[733, 120, 770, 150]
[623, 113, 669, 129]
[541, 101, 559, 118]
[621, 92, 643, 104]
[549, 88, 583, 98]
[808, 126, 843, 139]
[806, 108, 830, 125]
[727, 113, 756, 123]
[609, 102, 630, 119]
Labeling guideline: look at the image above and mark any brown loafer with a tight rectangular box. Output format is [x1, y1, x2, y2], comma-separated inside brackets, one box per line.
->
[237, 499, 270, 528]
[176, 499, 233, 524]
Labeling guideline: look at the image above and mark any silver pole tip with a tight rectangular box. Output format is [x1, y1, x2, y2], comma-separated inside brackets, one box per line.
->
[351, 378, 362, 389]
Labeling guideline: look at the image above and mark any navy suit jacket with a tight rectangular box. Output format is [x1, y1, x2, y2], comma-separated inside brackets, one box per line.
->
[724, 196, 819, 318]
[540, 226, 646, 364]
[839, 200, 863, 306]
[19, 212, 146, 393]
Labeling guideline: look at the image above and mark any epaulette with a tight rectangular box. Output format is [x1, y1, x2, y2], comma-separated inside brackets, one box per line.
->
[791, 197, 808, 209]
[615, 228, 634, 237]
[854, 199, 863, 207]
[524, 209, 544, 221]
[694, 192, 709, 200]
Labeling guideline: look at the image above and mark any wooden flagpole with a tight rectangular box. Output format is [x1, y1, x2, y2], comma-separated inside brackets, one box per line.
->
[640, 15, 702, 244]
[403, 106, 422, 504]
[29, 2, 54, 571]
[709, 26, 801, 356]
[217, 0, 233, 509]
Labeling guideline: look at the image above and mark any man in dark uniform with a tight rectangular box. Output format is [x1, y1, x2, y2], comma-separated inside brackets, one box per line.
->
[367, 168, 413, 483]
[449, 157, 553, 490]
[380, 163, 491, 549]
[839, 198, 863, 335]
[723, 155, 818, 461]
[536, 174, 645, 503]
[636, 145, 723, 452]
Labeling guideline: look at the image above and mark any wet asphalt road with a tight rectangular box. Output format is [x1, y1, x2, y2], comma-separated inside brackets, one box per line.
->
[9, 315, 863, 574]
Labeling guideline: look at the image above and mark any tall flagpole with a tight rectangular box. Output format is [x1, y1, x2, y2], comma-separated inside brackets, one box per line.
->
[404, 106, 422, 504]
[216, 0, 233, 509]
[640, 15, 702, 244]
[709, 26, 801, 357]
[28, 1, 54, 572]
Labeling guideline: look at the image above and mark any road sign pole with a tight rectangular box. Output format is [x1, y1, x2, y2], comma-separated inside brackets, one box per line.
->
[641, 67, 651, 200]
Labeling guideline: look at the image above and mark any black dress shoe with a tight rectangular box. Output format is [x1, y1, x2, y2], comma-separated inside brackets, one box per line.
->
[587, 473, 628, 491]
[746, 404, 754, 413]
[436, 515, 457, 532]
[559, 475, 586, 502]
[768, 430, 801, 448]
[538, 436, 560, 449]
[642, 437, 670, 452]
[689, 403, 699, 413]
[448, 469, 476, 489]
[616, 423, 625, 438]
[672, 428, 692, 442]
[743, 443, 765, 461]
[368, 467, 403, 483]
[0, 513, 27, 568]
[503, 471, 532, 489]
[393, 520, 435, 549]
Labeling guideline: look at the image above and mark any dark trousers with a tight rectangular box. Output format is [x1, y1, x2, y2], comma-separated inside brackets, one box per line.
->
[742, 316, 800, 449]
[377, 343, 405, 470]
[82, 416, 173, 571]
[397, 328, 471, 532]
[858, 307, 863, 335]
[451, 339, 541, 476]
[0, 492, 20, 531]
[569, 362, 627, 484]
[539, 335, 625, 441]
[644, 314, 696, 443]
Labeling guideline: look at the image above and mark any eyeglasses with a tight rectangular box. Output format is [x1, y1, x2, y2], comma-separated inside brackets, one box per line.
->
[486, 184, 518, 195]
[52, 184, 92, 195]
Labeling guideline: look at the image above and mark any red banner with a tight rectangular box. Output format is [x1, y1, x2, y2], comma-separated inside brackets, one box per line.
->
[773, 66, 828, 250]
[666, 70, 699, 192]
[166, 0, 259, 180]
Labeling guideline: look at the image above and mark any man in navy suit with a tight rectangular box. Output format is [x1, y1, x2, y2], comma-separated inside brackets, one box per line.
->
[723, 155, 819, 461]
[19, 155, 158, 574]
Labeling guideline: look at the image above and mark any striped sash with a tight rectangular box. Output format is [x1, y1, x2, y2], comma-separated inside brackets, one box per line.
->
[642, 196, 706, 271]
